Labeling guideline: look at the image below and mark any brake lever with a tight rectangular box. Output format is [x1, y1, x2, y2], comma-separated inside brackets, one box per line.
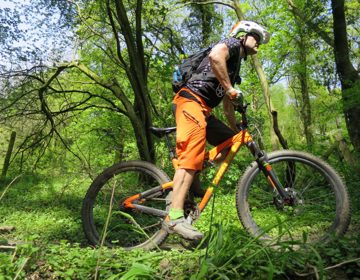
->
[234, 102, 249, 114]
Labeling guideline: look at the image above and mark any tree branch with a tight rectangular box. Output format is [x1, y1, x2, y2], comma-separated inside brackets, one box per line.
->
[106, 0, 128, 69]
[136, 0, 145, 78]
[178, 0, 235, 10]
[74, 62, 113, 88]
[271, 111, 288, 149]
[295, 258, 360, 277]
[286, 0, 334, 47]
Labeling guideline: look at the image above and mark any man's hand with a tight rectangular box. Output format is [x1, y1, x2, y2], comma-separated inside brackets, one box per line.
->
[225, 87, 244, 106]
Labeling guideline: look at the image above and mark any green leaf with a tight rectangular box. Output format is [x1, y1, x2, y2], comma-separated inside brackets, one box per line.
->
[120, 263, 156, 280]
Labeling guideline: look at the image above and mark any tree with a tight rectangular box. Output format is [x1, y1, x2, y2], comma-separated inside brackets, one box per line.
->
[287, 0, 360, 153]
[1, 0, 237, 172]
[291, 19, 313, 148]
[183, 4, 223, 49]
[0, 0, 178, 166]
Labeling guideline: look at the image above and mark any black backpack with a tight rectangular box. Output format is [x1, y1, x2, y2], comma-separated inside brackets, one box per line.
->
[172, 46, 212, 93]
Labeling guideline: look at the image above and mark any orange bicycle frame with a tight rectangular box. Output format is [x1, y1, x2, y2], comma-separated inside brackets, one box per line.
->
[161, 129, 255, 213]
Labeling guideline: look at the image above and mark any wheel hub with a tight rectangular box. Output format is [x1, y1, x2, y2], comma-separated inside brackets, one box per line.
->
[273, 188, 302, 210]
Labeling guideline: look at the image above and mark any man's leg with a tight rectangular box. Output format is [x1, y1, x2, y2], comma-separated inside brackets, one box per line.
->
[206, 115, 236, 163]
[189, 172, 205, 198]
[165, 168, 203, 240]
[171, 168, 196, 210]
[213, 147, 231, 163]
[165, 93, 208, 240]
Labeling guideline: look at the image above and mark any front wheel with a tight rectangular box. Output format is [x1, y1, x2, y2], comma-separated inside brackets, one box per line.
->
[82, 161, 171, 250]
[236, 150, 351, 243]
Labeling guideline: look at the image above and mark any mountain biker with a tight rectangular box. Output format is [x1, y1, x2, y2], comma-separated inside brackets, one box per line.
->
[163, 21, 270, 240]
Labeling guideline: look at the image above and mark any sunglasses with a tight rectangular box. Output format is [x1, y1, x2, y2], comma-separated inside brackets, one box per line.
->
[248, 33, 261, 44]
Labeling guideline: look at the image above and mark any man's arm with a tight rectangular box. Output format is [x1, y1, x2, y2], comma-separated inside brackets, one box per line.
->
[208, 43, 232, 93]
[209, 43, 238, 132]
[223, 95, 238, 132]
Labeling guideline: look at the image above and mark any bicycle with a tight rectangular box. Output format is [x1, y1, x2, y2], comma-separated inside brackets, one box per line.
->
[81, 104, 351, 250]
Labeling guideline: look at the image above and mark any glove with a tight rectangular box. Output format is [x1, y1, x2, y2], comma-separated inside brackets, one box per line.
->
[225, 87, 244, 106]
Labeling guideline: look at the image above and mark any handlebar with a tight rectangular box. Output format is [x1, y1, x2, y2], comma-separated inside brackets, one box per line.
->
[234, 103, 249, 130]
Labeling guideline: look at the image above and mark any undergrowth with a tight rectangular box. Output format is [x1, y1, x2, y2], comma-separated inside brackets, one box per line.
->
[0, 170, 359, 279]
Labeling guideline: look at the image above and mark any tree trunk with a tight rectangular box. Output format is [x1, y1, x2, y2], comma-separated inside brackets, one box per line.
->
[111, 82, 154, 163]
[251, 58, 279, 150]
[331, 0, 360, 153]
[1, 131, 16, 179]
[114, 132, 125, 163]
[272, 111, 288, 149]
[233, 0, 284, 150]
[109, 0, 156, 162]
[295, 21, 313, 148]
[251, 89, 265, 150]
[287, 0, 360, 153]
[335, 132, 356, 165]
[322, 132, 356, 165]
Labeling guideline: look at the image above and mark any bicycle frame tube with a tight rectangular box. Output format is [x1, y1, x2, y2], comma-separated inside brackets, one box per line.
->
[122, 128, 287, 217]
[122, 182, 175, 217]
[121, 181, 173, 211]
[198, 129, 254, 211]
[125, 129, 254, 214]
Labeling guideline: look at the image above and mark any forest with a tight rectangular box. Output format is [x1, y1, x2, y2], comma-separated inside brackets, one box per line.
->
[0, 0, 359, 279]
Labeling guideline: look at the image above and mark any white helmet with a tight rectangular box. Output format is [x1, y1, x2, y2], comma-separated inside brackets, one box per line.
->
[229, 20, 270, 44]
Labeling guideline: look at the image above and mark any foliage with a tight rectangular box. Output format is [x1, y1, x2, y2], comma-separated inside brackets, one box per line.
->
[0, 0, 75, 70]
[1, 170, 359, 279]
[1, 0, 359, 174]
[0, 0, 360, 279]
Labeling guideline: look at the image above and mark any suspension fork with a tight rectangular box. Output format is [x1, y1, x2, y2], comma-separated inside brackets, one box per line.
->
[247, 141, 289, 200]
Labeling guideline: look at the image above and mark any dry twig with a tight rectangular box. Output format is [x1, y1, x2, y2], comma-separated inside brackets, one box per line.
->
[295, 258, 360, 277]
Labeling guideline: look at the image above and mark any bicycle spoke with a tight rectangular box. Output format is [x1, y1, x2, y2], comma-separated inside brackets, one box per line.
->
[237, 151, 350, 243]
[83, 162, 171, 249]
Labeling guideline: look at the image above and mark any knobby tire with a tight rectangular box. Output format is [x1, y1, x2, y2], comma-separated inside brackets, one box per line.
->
[82, 161, 171, 250]
[236, 150, 351, 243]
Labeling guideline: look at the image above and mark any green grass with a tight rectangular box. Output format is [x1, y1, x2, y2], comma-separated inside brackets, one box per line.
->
[0, 171, 360, 279]
[0, 175, 88, 244]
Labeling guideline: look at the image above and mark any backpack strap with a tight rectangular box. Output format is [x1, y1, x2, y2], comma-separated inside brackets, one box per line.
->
[187, 45, 213, 82]
[233, 38, 243, 83]
[177, 88, 211, 112]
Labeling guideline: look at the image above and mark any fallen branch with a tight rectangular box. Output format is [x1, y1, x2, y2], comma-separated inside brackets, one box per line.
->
[0, 245, 16, 250]
[0, 226, 16, 233]
[0, 174, 22, 201]
[325, 258, 360, 270]
[14, 257, 30, 280]
[295, 258, 360, 277]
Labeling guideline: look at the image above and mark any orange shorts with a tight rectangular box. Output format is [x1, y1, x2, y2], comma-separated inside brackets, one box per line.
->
[173, 90, 211, 170]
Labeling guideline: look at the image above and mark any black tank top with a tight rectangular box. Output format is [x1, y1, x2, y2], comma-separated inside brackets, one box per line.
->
[186, 37, 242, 108]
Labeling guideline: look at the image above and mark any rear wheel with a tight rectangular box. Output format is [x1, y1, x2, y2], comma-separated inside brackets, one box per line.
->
[82, 161, 171, 250]
[236, 150, 351, 243]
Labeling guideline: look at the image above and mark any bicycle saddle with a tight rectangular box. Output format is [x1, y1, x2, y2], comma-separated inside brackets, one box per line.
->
[149, 127, 176, 138]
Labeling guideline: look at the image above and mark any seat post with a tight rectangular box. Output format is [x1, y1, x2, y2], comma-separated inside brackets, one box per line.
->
[165, 135, 176, 160]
